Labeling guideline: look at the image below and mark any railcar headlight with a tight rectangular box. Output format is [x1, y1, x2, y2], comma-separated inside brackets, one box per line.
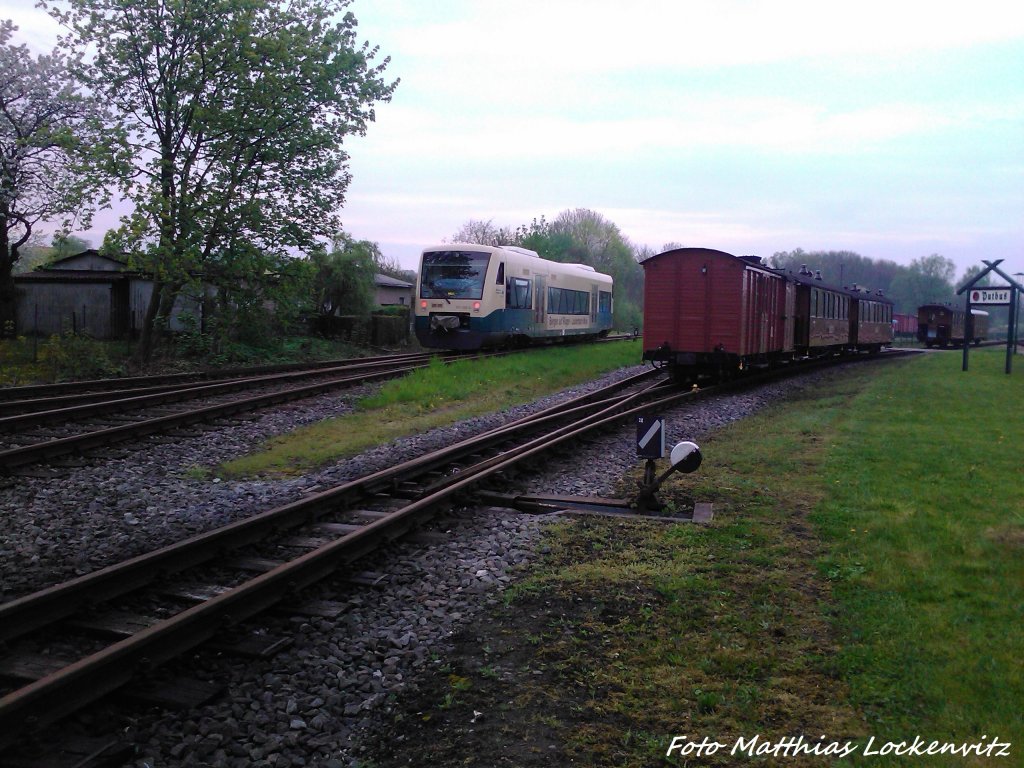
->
[473, 301, 481, 311]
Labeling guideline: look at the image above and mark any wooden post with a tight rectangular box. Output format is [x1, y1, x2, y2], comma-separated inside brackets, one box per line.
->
[1006, 288, 1016, 374]
[962, 296, 971, 372]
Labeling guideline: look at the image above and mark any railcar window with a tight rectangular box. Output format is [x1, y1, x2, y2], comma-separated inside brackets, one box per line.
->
[507, 277, 532, 309]
[420, 251, 490, 300]
[599, 290, 612, 313]
[547, 287, 590, 315]
[496, 262, 504, 285]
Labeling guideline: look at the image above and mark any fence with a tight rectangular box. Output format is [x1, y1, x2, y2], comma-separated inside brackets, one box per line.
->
[311, 312, 411, 347]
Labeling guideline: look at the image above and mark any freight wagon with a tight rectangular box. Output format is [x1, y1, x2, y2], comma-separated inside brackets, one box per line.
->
[916, 304, 988, 347]
[642, 247, 893, 382]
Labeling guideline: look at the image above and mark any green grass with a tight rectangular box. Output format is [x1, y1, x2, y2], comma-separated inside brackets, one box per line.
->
[0, 333, 130, 385]
[812, 349, 1023, 759]
[219, 340, 644, 477]
[393, 349, 1023, 767]
[0, 332, 363, 385]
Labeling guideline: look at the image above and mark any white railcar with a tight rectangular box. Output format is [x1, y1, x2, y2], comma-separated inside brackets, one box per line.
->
[414, 244, 613, 350]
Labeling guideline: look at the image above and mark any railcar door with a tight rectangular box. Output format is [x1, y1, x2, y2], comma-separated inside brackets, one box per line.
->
[533, 275, 546, 330]
[850, 299, 860, 345]
[793, 285, 810, 349]
[782, 280, 795, 353]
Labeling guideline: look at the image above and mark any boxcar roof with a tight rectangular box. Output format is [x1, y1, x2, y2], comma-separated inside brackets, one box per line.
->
[645, 247, 779, 278]
[645, 246, 740, 264]
[646, 246, 894, 305]
[780, 268, 894, 304]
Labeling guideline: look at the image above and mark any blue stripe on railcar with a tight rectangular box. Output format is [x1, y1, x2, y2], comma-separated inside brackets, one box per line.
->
[416, 307, 612, 350]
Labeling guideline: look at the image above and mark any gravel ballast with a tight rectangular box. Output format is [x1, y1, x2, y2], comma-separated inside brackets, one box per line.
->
[0, 362, 852, 766]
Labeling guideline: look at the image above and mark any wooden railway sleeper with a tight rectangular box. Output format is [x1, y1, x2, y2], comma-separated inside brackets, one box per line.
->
[0, 371, 681, 743]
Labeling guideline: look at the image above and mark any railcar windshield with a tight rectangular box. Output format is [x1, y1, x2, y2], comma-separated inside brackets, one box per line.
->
[420, 251, 491, 300]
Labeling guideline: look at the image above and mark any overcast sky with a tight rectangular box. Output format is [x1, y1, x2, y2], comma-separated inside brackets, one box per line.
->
[6, 0, 1024, 279]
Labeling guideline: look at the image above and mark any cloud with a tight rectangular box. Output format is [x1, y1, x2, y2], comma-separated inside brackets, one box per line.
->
[384, 0, 1024, 75]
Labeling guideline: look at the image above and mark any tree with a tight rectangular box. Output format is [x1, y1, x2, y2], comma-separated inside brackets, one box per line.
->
[450, 219, 518, 247]
[310, 234, 381, 317]
[0, 20, 111, 333]
[888, 254, 958, 312]
[51, 232, 91, 259]
[45, 0, 398, 360]
[958, 264, 992, 290]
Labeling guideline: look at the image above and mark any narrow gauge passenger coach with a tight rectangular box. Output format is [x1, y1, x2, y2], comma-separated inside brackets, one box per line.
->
[415, 244, 613, 350]
[916, 304, 988, 347]
[642, 247, 893, 381]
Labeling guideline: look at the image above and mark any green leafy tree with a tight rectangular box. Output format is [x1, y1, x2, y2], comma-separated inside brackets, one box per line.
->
[45, 0, 398, 361]
[958, 264, 993, 290]
[310, 234, 381, 317]
[547, 209, 644, 329]
[51, 232, 91, 259]
[0, 20, 112, 334]
[888, 254, 958, 311]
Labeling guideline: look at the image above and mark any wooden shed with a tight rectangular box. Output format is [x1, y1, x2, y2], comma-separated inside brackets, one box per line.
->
[13, 250, 207, 339]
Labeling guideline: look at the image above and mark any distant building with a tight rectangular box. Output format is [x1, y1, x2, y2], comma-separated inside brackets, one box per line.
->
[13, 250, 208, 338]
[374, 273, 414, 307]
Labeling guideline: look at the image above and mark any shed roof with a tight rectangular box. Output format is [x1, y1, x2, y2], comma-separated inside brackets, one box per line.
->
[44, 250, 130, 271]
[374, 273, 413, 289]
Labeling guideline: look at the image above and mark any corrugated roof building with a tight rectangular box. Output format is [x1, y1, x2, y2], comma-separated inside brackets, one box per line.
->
[13, 250, 207, 338]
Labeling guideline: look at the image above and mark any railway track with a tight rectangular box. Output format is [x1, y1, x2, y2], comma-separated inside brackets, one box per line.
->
[0, 334, 636, 410]
[0, 365, 677, 748]
[0, 337, 636, 473]
[0, 353, 470, 473]
[0, 350, 454, 404]
[0, 347, 906, 757]
[0, 351, 441, 416]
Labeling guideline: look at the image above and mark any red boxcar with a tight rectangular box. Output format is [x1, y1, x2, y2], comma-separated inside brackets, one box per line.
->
[893, 312, 918, 337]
[642, 247, 791, 379]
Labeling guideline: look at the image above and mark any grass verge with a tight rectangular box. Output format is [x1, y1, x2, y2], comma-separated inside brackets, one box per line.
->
[219, 340, 644, 477]
[362, 350, 1023, 767]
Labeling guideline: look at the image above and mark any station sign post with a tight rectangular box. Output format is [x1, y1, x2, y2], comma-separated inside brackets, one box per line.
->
[957, 260, 1022, 375]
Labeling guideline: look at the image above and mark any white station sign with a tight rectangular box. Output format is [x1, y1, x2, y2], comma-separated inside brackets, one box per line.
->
[969, 288, 1011, 305]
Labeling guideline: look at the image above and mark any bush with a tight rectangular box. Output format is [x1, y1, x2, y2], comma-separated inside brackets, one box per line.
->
[613, 300, 642, 334]
[40, 331, 123, 381]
